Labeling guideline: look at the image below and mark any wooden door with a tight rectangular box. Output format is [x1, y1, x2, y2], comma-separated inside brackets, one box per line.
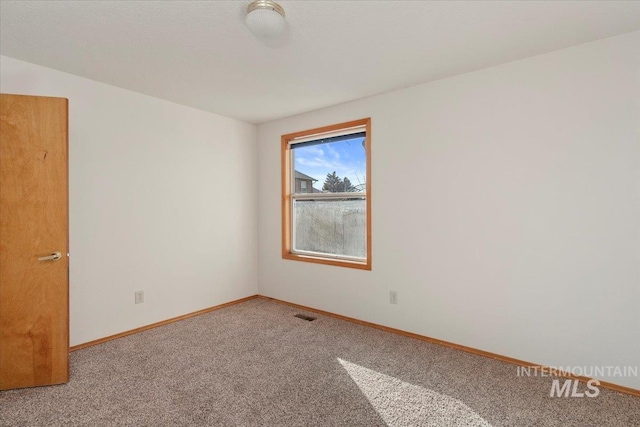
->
[0, 94, 69, 390]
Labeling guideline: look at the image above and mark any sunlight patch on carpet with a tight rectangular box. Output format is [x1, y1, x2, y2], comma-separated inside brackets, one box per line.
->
[338, 358, 493, 427]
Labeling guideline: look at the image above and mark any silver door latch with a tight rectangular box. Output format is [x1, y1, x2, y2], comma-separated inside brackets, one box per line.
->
[38, 252, 62, 261]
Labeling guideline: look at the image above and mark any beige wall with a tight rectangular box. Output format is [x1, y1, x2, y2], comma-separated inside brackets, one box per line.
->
[257, 31, 640, 389]
[1, 56, 258, 346]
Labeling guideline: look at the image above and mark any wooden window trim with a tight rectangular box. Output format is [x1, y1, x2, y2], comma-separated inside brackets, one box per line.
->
[281, 118, 371, 270]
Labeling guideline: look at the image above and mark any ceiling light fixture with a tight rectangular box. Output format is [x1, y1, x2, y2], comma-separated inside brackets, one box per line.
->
[246, 0, 286, 40]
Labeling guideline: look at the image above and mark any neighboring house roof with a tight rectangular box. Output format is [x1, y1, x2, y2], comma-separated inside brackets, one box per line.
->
[294, 170, 317, 182]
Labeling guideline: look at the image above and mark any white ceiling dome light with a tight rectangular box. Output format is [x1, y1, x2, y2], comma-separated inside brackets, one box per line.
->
[246, 0, 286, 40]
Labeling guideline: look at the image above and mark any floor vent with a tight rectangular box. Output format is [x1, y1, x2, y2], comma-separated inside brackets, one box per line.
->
[294, 314, 317, 321]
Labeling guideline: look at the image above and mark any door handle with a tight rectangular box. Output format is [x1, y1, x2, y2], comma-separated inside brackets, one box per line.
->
[38, 252, 62, 261]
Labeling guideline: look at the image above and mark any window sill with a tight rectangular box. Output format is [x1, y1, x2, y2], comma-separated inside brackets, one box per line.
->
[282, 252, 371, 271]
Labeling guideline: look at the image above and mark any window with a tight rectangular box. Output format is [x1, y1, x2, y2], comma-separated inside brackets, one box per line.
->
[282, 118, 371, 270]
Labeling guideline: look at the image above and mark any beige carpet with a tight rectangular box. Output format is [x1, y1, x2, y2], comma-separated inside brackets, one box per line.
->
[1, 298, 638, 426]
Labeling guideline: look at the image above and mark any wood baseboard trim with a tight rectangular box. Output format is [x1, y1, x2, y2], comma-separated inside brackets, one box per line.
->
[69, 295, 259, 352]
[259, 295, 640, 398]
[68, 293, 638, 397]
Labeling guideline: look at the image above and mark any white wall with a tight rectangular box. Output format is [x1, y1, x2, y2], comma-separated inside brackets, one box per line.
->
[1, 56, 258, 346]
[257, 32, 640, 388]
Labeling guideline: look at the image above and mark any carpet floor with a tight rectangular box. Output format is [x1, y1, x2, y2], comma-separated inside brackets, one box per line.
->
[1, 298, 638, 426]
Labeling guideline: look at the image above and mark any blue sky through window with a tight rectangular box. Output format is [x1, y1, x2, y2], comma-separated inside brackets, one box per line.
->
[293, 136, 366, 191]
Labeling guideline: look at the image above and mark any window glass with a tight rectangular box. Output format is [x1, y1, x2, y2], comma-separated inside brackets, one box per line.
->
[282, 118, 371, 269]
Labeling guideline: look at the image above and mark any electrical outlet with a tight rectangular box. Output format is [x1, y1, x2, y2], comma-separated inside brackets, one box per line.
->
[390, 290, 398, 305]
[135, 290, 144, 304]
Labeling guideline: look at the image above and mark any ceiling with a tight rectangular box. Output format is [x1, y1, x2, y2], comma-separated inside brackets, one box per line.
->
[2, 1, 639, 124]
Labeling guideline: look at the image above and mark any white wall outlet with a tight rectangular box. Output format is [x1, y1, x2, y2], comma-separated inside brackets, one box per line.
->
[135, 290, 144, 304]
[390, 290, 398, 305]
